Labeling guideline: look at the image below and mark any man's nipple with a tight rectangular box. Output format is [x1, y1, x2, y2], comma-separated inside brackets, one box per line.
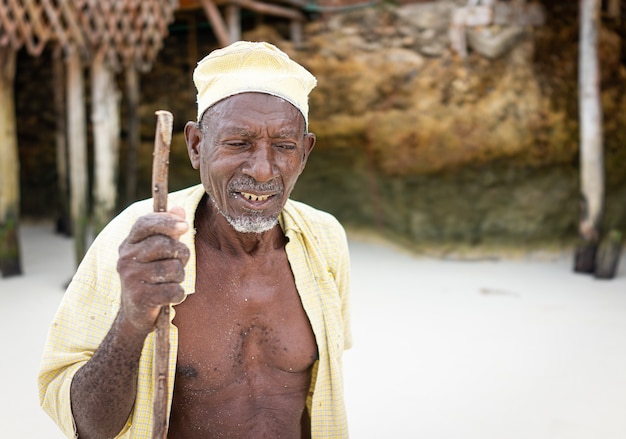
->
[177, 364, 199, 378]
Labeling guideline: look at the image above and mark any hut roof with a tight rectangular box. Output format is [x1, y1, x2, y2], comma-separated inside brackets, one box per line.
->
[0, 0, 177, 71]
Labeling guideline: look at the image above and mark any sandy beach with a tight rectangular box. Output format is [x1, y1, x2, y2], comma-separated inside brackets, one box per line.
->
[1, 223, 625, 438]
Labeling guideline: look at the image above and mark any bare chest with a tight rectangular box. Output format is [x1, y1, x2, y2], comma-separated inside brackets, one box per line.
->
[168, 247, 317, 437]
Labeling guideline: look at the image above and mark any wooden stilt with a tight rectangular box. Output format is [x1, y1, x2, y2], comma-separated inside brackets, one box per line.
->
[575, 0, 604, 274]
[226, 5, 241, 43]
[125, 65, 141, 206]
[0, 46, 23, 278]
[91, 52, 121, 235]
[290, 20, 303, 48]
[66, 48, 89, 266]
[200, 0, 231, 47]
[53, 46, 71, 236]
[607, 0, 621, 20]
[594, 230, 623, 279]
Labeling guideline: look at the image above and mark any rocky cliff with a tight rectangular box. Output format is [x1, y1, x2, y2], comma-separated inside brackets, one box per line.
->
[284, 2, 626, 248]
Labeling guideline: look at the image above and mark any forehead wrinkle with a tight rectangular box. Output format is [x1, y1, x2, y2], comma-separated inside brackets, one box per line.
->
[223, 126, 257, 138]
[203, 93, 306, 133]
[220, 123, 300, 140]
[272, 129, 299, 139]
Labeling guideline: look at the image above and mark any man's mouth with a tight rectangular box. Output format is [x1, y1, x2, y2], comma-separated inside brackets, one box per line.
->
[239, 191, 272, 202]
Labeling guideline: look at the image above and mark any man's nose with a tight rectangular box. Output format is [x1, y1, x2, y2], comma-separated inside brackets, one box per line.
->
[243, 144, 277, 183]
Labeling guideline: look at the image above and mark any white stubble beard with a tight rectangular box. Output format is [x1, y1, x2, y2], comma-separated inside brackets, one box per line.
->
[209, 196, 278, 234]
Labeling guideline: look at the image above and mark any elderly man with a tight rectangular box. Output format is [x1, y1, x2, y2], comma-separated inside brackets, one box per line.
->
[39, 41, 351, 439]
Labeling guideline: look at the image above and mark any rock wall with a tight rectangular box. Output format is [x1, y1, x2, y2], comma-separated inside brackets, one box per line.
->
[14, 2, 626, 248]
[288, 3, 626, 248]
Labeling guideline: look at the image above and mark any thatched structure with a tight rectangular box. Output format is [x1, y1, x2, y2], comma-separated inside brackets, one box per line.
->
[0, 0, 177, 275]
[0, 0, 322, 277]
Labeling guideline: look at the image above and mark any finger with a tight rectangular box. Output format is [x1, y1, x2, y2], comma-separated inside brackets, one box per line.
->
[118, 251, 186, 282]
[120, 258, 186, 286]
[131, 236, 190, 263]
[137, 282, 186, 308]
[168, 205, 186, 219]
[141, 259, 186, 284]
[127, 211, 189, 244]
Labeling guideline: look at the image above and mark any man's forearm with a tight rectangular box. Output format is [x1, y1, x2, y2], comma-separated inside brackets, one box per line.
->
[70, 310, 150, 439]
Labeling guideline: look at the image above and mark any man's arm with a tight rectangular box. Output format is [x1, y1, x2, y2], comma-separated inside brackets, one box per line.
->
[70, 311, 148, 438]
[69, 208, 189, 439]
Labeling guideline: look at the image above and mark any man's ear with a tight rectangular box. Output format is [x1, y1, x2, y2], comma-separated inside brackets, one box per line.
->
[184, 121, 202, 169]
[300, 133, 316, 173]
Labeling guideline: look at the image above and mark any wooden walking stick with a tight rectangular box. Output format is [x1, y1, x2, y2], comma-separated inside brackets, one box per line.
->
[151, 110, 173, 439]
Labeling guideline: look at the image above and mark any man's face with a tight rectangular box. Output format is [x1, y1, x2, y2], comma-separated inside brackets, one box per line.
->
[185, 92, 316, 233]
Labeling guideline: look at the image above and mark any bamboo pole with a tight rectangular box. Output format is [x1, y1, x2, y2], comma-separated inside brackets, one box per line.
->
[151, 110, 173, 439]
[0, 46, 22, 277]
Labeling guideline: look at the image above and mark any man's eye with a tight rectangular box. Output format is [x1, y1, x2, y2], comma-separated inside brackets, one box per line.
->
[276, 143, 296, 150]
[226, 141, 247, 147]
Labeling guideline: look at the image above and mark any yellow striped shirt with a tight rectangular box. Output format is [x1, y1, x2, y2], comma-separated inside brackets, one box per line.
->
[38, 184, 351, 438]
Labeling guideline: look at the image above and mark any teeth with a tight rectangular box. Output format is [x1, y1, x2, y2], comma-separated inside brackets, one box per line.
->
[240, 192, 271, 202]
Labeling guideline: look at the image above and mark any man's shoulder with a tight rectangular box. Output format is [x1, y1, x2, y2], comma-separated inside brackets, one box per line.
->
[169, 184, 205, 204]
[96, 185, 203, 241]
[121, 185, 204, 219]
[282, 199, 346, 242]
[284, 199, 341, 227]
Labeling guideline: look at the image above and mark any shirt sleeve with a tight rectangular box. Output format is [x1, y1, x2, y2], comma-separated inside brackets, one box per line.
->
[37, 207, 136, 437]
[329, 220, 352, 351]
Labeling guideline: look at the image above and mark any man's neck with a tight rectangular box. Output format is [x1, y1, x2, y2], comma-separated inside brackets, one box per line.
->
[195, 196, 286, 257]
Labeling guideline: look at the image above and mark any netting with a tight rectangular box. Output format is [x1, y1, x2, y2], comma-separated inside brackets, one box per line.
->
[0, 0, 178, 70]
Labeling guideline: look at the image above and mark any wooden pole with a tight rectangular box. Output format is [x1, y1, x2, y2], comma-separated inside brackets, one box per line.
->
[595, 229, 623, 279]
[226, 4, 241, 43]
[607, 0, 620, 20]
[290, 20, 303, 48]
[91, 52, 121, 235]
[200, 0, 231, 47]
[53, 46, 71, 236]
[575, 0, 604, 273]
[230, 0, 306, 21]
[151, 110, 173, 439]
[66, 48, 89, 266]
[125, 65, 141, 205]
[0, 46, 23, 277]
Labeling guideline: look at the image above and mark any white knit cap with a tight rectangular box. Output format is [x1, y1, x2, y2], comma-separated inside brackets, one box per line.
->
[193, 41, 317, 126]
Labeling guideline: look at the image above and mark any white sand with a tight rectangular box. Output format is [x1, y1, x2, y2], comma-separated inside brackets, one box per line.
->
[1, 224, 625, 438]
